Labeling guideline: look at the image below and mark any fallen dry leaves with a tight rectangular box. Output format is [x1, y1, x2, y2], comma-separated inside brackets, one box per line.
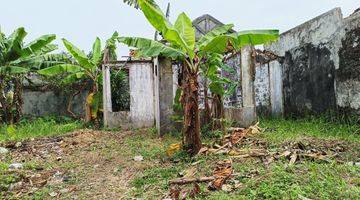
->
[166, 143, 182, 157]
[166, 122, 356, 199]
[208, 160, 233, 190]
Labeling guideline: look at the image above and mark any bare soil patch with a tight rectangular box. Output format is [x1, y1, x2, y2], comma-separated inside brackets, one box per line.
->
[1, 129, 140, 199]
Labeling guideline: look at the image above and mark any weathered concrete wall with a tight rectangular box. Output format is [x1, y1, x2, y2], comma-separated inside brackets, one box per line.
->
[224, 54, 271, 111]
[282, 44, 336, 115]
[22, 74, 87, 117]
[266, 8, 342, 115]
[269, 61, 283, 116]
[129, 62, 155, 128]
[22, 90, 87, 117]
[265, 7, 360, 116]
[336, 11, 360, 113]
[254, 64, 270, 114]
[103, 61, 155, 129]
[105, 111, 131, 129]
[267, 8, 343, 56]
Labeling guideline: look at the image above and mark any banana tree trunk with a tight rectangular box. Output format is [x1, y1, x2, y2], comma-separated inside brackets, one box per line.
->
[0, 76, 23, 124]
[203, 78, 211, 126]
[182, 66, 202, 155]
[0, 77, 10, 123]
[85, 92, 92, 123]
[85, 83, 98, 123]
[12, 77, 23, 123]
[211, 93, 224, 131]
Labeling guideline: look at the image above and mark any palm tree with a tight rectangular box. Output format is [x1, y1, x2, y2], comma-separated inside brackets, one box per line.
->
[0, 27, 58, 124]
[119, 0, 279, 155]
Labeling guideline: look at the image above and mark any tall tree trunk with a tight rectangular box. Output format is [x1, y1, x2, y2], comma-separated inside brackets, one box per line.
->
[182, 66, 202, 155]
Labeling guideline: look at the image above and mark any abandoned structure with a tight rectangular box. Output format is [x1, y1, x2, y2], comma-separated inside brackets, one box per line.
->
[22, 7, 360, 134]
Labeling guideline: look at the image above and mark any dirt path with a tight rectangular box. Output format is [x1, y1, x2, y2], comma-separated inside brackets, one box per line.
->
[1, 129, 142, 199]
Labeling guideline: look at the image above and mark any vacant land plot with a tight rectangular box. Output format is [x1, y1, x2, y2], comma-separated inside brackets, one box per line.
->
[0, 118, 359, 199]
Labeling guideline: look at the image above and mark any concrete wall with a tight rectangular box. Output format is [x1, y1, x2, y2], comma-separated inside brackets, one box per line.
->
[336, 11, 360, 113]
[129, 61, 155, 127]
[23, 61, 155, 130]
[224, 54, 242, 108]
[22, 90, 87, 117]
[269, 61, 283, 116]
[265, 7, 360, 115]
[255, 64, 270, 114]
[22, 74, 87, 117]
[224, 55, 271, 113]
[103, 61, 155, 129]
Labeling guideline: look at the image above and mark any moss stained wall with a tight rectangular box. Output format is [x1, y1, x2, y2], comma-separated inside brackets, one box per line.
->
[282, 44, 336, 115]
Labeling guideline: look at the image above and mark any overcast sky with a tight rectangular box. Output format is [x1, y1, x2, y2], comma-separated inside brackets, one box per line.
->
[1, 0, 359, 57]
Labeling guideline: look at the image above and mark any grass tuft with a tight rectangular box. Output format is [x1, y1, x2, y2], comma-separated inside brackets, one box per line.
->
[0, 117, 83, 142]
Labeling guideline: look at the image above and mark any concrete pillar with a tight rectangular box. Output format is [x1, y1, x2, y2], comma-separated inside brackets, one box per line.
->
[153, 57, 161, 134]
[155, 57, 174, 135]
[102, 64, 112, 127]
[160, 57, 174, 135]
[241, 46, 257, 126]
[269, 61, 283, 116]
[172, 64, 179, 100]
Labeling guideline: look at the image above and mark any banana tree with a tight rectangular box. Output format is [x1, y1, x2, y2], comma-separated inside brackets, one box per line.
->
[200, 52, 237, 130]
[118, 0, 279, 155]
[0, 27, 58, 124]
[38, 38, 103, 123]
[38, 32, 119, 123]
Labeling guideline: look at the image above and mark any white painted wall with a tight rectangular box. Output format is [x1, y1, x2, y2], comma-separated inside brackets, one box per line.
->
[129, 62, 155, 128]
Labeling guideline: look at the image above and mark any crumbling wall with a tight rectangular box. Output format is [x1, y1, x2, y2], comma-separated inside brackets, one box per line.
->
[224, 55, 270, 112]
[224, 54, 242, 108]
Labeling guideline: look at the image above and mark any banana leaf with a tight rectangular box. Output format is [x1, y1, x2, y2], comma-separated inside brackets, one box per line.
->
[0, 66, 29, 74]
[118, 37, 185, 59]
[38, 64, 83, 76]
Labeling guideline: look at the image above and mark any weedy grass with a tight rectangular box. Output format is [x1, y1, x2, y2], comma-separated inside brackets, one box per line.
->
[202, 162, 360, 200]
[128, 117, 360, 199]
[0, 117, 83, 142]
[260, 116, 360, 144]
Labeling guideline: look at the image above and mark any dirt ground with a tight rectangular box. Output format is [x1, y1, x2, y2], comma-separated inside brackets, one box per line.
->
[0, 130, 147, 199]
